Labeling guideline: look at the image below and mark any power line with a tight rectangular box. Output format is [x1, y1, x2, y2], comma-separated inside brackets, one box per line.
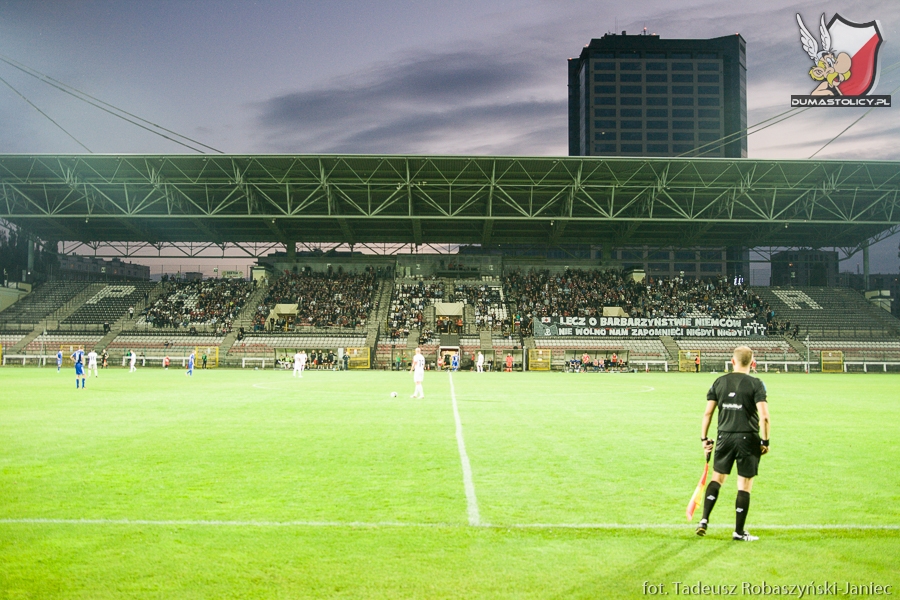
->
[0, 73, 92, 153]
[0, 52, 222, 154]
[679, 58, 900, 158]
[678, 107, 803, 158]
[809, 80, 900, 159]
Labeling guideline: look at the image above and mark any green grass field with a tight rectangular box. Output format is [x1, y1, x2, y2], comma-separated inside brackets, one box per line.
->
[1, 366, 898, 599]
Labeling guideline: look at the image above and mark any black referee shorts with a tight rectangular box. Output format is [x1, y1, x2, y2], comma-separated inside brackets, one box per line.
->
[713, 432, 761, 478]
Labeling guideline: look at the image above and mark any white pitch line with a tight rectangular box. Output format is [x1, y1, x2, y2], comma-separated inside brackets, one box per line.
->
[506, 523, 900, 530]
[448, 372, 481, 526]
[0, 518, 452, 528]
[0, 519, 896, 531]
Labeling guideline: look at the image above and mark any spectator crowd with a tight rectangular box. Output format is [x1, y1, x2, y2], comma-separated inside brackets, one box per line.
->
[504, 269, 770, 334]
[142, 278, 255, 332]
[387, 281, 444, 339]
[253, 269, 378, 331]
[453, 284, 508, 332]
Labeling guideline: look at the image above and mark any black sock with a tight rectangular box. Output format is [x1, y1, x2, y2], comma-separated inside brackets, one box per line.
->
[700, 481, 721, 522]
[735, 490, 750, 533]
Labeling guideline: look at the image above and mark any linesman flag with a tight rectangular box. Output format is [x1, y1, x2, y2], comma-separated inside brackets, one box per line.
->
[686, 450, 712, 521]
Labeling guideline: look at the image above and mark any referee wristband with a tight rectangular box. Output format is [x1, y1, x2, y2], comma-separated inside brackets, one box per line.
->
[701, 437, 710, 442]
[760, 439, 769, 447]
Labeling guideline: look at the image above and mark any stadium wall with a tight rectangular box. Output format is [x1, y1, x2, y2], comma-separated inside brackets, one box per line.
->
[0, 285, 29, 312]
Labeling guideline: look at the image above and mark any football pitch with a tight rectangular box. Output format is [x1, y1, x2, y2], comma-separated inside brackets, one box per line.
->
[1, 367, 898, 599]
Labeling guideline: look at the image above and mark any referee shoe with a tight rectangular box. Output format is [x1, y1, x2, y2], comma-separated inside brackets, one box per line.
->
[732, 530, 759, 542]
[695, 520, 708, 537]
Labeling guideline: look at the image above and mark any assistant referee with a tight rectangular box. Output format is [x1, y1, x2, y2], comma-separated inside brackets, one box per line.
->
[697, 346, 770, 541]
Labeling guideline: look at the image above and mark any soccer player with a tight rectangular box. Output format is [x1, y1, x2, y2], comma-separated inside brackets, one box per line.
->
[187, 352, 195, 376]
[56, 349, 63, 373]
[451, 353, 459, 372]
[299, 350, 307, 377]
[505, 353, 513, 372]
[87, 349, 99, 378]
[695, 354, 701, 373]
[202, 353, 208, 369]
[697, 346, 771, 542]
[293, 350, 303, 377]
[71, 346, 86, 389]
[476, 351, 484, 373]
[163, 356, 170, 370]
[410, 347, 425, 399]
[129, 350, 137, 373]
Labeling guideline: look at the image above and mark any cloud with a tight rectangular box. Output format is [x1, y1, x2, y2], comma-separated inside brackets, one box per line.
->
[256, 50, 564, 155]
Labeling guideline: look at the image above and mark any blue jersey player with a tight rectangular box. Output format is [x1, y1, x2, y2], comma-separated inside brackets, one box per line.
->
[451, 353, 459, 371]
[187, 352, 195, 377]
[71, 347, 86, 389]
[57, 350, 63, 372]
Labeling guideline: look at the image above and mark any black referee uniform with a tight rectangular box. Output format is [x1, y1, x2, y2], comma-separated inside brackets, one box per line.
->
[698, 371, 767, 539]
[708, 373, 767, 478]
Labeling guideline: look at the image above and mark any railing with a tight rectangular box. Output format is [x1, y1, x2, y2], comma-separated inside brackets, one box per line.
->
[46, 323, 107, 333]
[124, 321, 230, 335]
[2, 354, 53, 366]
[248, 325, 370, 335]
[0, 323, 36, 333]
[120, 355, 192, 368]
[799, 326, 900, 339]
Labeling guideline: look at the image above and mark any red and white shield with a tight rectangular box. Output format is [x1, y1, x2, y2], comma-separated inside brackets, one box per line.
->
[827, 14, 884, 96]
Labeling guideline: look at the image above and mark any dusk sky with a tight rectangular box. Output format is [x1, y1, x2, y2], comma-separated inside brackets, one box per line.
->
[0, 0, 897, 274]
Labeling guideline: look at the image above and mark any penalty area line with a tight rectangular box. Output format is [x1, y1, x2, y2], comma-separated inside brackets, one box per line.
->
[448, 372, 481, 527]
[0, 519, 896, 531]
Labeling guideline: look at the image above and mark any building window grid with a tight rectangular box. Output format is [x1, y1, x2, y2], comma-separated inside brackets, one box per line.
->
[586, 56, 727, 156]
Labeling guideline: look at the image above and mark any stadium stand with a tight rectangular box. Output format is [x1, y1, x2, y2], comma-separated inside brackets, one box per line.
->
[0, 281, 91, 326]
[25, 332, 104, 353]
[534, 338, 669, 360]
[253, 270, 378, 331]
[808, 340, 900, 361]
[63, 283, 158, 325]
[674, 339, 800, 361]
[0, 333, 25, 348]
[228, 334, 367, 356]
[452, 283, 509, 332]
[505, 269, 766, 334]
[105, 334, 224, 354]
[386, 280, 444, 338]
[138, 278, 255, 331]
[754, 286, 900, 338]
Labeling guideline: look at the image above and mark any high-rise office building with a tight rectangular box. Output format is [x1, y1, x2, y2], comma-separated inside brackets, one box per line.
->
[568, 32, 746, 158]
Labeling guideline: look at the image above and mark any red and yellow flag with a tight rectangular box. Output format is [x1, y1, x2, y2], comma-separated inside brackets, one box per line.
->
[686, 461, 709, 521]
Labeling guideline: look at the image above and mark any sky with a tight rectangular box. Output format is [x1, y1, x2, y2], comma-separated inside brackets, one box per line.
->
[0, 0, 897, 275]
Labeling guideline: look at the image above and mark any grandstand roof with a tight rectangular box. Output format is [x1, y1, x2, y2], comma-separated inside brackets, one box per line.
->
[1, 154, 898, 249]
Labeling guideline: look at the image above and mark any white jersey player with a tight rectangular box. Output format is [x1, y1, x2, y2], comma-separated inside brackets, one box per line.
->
[293, 351, 306, 377]
[410, 347, 425, 399]
[87, 350, 99, 377]
[476, 351, 484, 373]
[129, 350, 137, 372]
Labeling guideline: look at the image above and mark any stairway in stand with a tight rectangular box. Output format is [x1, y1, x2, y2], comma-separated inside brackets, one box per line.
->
[659, 336, 680, 365]
[365, 278, 394, 352]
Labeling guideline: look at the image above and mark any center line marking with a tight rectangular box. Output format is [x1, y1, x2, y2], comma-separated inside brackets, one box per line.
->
[449, 372, 481, 526]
